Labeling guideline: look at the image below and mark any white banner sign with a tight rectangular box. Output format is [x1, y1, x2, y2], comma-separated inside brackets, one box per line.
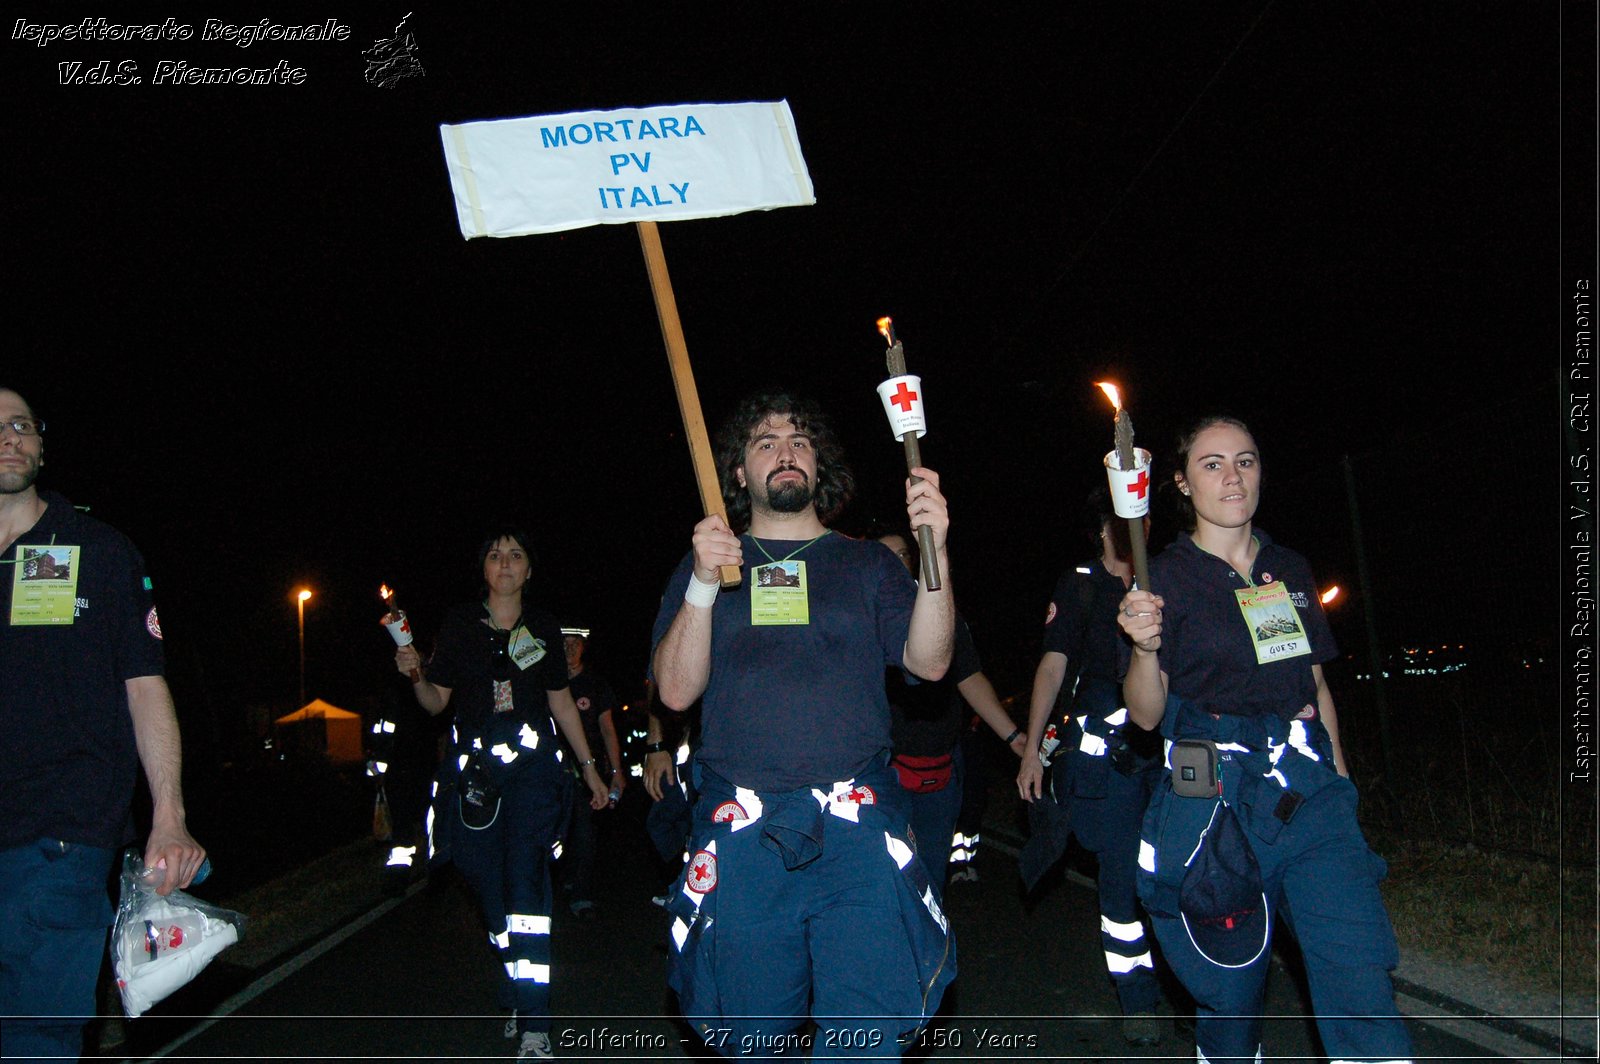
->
[439, 100, 815, 239]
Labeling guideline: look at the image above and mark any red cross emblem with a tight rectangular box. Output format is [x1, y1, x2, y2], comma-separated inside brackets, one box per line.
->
[843, 785, 876, 805]
[1125, 468, 1149, 500]
[711, 801, 748, 823]
[888, 381, 918, 413]
[687, 850, 717, 893]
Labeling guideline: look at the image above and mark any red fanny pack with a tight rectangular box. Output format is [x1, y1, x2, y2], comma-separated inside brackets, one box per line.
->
[891, 752, 955, 793]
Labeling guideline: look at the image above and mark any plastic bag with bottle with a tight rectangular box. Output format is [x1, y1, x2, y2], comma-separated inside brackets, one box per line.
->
[110, 850, 246, 1018]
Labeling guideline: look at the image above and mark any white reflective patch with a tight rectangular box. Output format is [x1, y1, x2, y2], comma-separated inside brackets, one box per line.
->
[457, 753, 470, 771]
[472, 736, 483, 749]
[1288, 719, 1321, 761]
[1075, 567, 1093, 574]
[1101, 916, 1145, 943]
[490, 742, 517, 764]
[386, 846, 416, 868]
[519, 722, 540, 750]
[1196, 1046, 1260, 1064]
[948, 849, 975, 863]
[379, 720, 396, 734]
[555, 748, 565, 763]
[451, 725, 460, 744]
[1079, 731, 1108, 757]
[1105, 708, 1129, 727]
[371, 722, 384, 734]
[504, 960, 550, 983]
[734, 787, 765, 822]
[373, 761, 389, 775]
[675, 744, 690, 766]
[920, 886, 949, 933]
[1265, 768, 1289, 789]
[671, 916, 690, 951]
[508, 914, 551, 935]
[1103, 950, 1154, 974]
[630, 764, 643, 777]
[884, 832, 915, 870]
[492, 930, 510, 949]
[1138, 839, 1156, 873]
[1216, 742, 1250, 753]
[551, 840, 563, 859]
[426, 807, 437, 858]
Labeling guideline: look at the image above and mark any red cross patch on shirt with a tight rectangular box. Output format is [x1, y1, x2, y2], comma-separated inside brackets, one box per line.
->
[686, 850, 717, 894]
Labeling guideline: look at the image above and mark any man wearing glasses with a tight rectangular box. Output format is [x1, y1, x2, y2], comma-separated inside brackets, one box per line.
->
[0, 388, 206, 1062]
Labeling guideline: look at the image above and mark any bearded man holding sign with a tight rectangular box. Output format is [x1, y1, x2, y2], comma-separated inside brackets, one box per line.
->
[652, 392, 956, 1058]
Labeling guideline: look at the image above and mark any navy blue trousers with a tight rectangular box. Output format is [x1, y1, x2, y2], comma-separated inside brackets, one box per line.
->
[0, 839, 116, 1064]
[667, 765, 954, 1059]
[1142, 754, 1412, 1063]
[450, 762, 569, 1036]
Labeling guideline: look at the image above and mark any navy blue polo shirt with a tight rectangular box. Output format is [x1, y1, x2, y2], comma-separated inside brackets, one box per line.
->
[888, 614, 982, 757]
[1, 491, 165, 849]
[1140, 530, 1336, 726]
[426, 602, 568, 740]
[651, 532, 915, 792]
[566, 669, 620, 776]
[1041, 558, 1128, 696]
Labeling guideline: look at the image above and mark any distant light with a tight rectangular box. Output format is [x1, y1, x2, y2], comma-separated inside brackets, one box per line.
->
[297, 588, 312, 603]
[1320, 586, 1341, 605]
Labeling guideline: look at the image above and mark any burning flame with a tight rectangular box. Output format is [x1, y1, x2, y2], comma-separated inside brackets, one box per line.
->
[1096, 382, 1122, 411]
[876, 316, 895, 346]
[1320, 585, 1341, 605]
[380, 585, 394, 603]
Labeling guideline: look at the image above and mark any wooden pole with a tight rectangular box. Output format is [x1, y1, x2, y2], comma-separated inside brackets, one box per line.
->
[637, 220, 741, 587]
[883, 341, 942, 591]
[1113, 410, 1153, 592]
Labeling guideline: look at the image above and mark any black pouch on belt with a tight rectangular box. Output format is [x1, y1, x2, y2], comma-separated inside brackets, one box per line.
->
[1170, 739, 1220, 799]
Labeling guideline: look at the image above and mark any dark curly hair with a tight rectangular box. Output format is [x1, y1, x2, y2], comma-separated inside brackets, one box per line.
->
[715, 392, 855, 533]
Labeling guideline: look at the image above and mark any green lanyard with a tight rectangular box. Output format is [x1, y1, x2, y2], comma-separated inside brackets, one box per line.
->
[747, 529, 832, 564]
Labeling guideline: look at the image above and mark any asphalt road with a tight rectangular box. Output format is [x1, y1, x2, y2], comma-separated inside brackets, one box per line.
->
[103, 790, 1518, 1062]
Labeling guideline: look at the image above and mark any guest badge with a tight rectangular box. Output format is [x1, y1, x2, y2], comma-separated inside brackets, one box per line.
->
[9, 545, 81, 625]
[750, 561, 809, 625]
[1234, 581, 1311, 664]
[507, 626, 546, 671]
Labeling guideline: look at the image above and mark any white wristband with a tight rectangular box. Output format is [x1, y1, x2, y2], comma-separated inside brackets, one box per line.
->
[684, 574, 720, 608]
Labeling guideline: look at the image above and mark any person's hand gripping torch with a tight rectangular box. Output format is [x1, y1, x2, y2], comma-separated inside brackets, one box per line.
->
[379, 585, 422, 683]
[876, 317, 942, 591]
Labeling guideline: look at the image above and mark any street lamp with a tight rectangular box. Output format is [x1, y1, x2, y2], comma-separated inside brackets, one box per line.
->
[295, 588, 313, 708]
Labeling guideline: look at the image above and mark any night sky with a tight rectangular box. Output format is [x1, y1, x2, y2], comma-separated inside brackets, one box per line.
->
[3, 2, 1571, 736]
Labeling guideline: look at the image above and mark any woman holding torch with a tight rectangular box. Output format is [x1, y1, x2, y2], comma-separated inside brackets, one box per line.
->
[395, 527, 607, 1061]
[1117, 417, 1411, 1064]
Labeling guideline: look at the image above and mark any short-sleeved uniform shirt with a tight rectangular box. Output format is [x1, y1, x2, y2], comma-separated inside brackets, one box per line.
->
[651, 532, 916, 792]
[1041, 559, 1128, 714]
[1, 491, 164, 849]
[566, 669, 619, 778]
[888, 615, 981, 758]
[426, 602, 569, 747]
[1141, 530, 1337, 731]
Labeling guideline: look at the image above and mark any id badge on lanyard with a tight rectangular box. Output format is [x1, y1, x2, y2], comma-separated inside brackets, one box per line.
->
[9, 544, 82, 625]
[750, 561, 809, 625]
[506, 625, 545, 670]
[1234, 580, 1312, 664]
